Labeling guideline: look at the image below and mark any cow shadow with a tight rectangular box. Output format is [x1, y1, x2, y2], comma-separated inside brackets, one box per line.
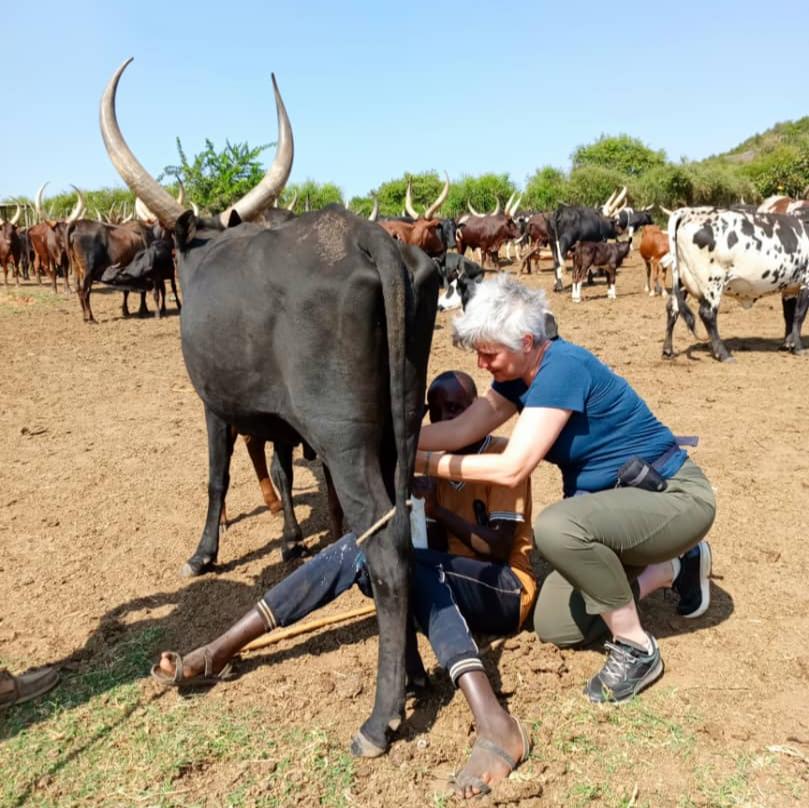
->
[680, 336, 793, 360]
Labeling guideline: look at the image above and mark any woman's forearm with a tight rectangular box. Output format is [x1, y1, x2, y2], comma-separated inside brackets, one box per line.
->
[417, 448, 528, 488]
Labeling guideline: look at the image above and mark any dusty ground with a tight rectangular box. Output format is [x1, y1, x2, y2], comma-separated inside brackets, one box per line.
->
[1, 252, 808, 807]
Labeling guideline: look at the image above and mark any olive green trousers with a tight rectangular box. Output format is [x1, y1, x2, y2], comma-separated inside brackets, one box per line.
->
[532, 459, 715, 647]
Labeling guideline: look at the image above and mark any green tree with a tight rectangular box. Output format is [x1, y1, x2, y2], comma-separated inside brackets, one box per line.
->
[444, 173, 516, 218]
[163, 137, 272, 214]
[572, 134, 666, 177]
[566, 165, 632, 208]
[524, 166, 568, 210]
[280, 180, 344, 213]
[742, 143, 809, 197]
[371, 172, 447, 217]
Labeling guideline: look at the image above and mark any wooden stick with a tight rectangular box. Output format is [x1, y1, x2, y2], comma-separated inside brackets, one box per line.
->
[241, 604, 377, 653]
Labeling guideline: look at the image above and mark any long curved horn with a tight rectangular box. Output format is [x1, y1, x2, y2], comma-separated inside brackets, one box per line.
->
[101, 58, 184, 225]
[490, 197, 501, 216]
[191, 201, 200, 217]
[660, 205, 673, 216]
[95, 207, 104, 222]
[10, 203, 21, 225]
[35, 181, 49, 220]
[642, 203, 654, 211]
[368, 197, 379, 221]
[66, 185, 85, 223]
[611, 186, 627, 213]
[221, 73, 293, 224]
[176, 178, 186, 206]
[424, 171, 450, 219]
[285, 191, 298, 211]
[508, 193, 523, 216]
[467, 200, 484, 217]
[602, 188, 618, 213]
[405, 180, 420, 219]
[135, 197, 156, 221]
[504, 191, 516, 215]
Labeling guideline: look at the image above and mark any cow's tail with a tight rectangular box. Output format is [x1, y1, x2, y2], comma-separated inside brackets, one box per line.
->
[373, 233, 412, 544]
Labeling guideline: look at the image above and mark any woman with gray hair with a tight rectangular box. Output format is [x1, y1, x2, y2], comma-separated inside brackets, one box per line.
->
[417, 274, 715, 785]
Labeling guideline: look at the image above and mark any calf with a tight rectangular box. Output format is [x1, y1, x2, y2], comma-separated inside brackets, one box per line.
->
[638, 224, 671, 296]
[571, 240, 632, 302]
[378, 218, 445, 257]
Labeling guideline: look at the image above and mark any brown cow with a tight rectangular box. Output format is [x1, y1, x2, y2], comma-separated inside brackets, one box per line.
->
[456, 214, 521, 269]
[571, 240, 632, 302]
[378, 218, 445, 257]
[639, 224, 671, 296]
[0, 220, 22, 287]
[518, 213, 551, 274]
[66, 219, 155, 322]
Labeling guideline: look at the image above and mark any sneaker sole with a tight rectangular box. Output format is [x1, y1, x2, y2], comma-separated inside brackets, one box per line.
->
[681, 541, 712, 619]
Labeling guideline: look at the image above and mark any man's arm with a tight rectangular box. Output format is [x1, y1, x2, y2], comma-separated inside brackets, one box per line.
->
[429, 503, 516, 563]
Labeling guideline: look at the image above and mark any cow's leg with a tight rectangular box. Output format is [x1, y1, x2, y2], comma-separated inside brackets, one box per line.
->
[698, 298, 732, 362]
[269, 441, 305, 560]
[121, 291, 130, 318]
[78, 275, 96, 324]
[644, 259, 652, 294]
[321, 463, 344, 540]
[169, 274, 181, 312]
[662, 289, 681, 358]
[137, 291, 149, 317]
[552, 235, 569, 292]
[606, 265, 617, 300]
[586, 268, 595, 286]
[156, 278, 167, 317]
[571, 261, 583, 303]
[242, 434, 282, 515]
[784, 288, 809, 354]
[182, 406, 236, 577]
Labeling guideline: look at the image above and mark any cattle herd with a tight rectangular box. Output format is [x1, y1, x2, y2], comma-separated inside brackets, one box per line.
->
[1, 57, 808, 755]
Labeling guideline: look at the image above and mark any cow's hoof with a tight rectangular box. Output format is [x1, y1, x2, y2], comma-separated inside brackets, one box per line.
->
[662, 350, 674, 360]
[180, 555, 215, 578]
[718, 355, 736, 364]
[350, 730, 387, 759]
[553, 282, 563, 293]
[281, 542, 307, 562]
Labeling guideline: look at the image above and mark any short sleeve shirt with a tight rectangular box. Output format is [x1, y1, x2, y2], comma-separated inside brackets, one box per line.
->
[434, 436, 536, 626]
[492, 339, 685, 497]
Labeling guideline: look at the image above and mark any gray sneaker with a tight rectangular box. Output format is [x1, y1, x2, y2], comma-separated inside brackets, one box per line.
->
[673, 541, 712, 618]
[585, 634, 663, 704]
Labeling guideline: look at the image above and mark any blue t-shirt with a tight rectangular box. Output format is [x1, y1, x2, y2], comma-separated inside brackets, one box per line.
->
[492, 339, 686, 497]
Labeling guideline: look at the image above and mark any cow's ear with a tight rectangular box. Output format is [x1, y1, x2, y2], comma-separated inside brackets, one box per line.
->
[174, 210, 197, 252]
[225, 209, 242, 228]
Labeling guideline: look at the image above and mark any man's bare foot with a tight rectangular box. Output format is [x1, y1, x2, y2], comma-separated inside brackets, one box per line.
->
[453, 715, 529, 799]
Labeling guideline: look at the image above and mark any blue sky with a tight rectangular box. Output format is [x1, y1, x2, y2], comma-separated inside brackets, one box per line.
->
[3, 1, 807, 202]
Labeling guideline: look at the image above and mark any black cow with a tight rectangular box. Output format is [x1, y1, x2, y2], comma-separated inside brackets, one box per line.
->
[613, 207, 654, 239]
[101, 60, 440, 758]
[437, 254, 485, 311]
[548, 205, 625, 292]
[571, 241, 633, 302]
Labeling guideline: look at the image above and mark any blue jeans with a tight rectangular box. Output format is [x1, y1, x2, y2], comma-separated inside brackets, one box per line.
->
[261, 534, 522, 685]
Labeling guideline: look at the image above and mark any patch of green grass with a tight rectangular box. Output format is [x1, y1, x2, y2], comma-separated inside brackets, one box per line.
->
[3, 627, 358, 808]
[0, 286, 67, 314]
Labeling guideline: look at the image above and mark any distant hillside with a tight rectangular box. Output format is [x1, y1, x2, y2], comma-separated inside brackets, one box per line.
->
[709, 117, 809, 164]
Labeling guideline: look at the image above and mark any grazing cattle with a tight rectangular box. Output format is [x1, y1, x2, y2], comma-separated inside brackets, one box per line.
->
[102, 58, 440, 757]
[663, 207, 809, 362]
[100, 239, 180, 317]
[638, 224, 672, 296]
[548, 205, 625, 292]
[455, 214, 521, 268]
[571, 240, 632, 302]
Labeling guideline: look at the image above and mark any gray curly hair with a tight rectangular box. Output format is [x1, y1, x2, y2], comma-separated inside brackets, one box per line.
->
[452, 274, 551, 351]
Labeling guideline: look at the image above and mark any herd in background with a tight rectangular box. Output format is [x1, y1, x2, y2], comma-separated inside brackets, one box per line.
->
[1, 98, 809, 363]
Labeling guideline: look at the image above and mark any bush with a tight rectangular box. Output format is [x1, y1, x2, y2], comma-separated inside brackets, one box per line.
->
[524, 166, 568, 211]
[444, 173, 516, 218]
[565, 165, 631, 208]
[280, 180, 344, 213]
[572, 134, 666, 177]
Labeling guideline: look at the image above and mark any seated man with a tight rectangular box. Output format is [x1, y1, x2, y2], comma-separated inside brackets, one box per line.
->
[153, 370, 535, 799]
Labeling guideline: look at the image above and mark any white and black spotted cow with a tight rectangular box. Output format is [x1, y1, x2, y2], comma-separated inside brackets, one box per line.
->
[663, 207, 809, 362]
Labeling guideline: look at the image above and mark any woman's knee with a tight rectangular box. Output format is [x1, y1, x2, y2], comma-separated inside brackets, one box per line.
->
[533, 502, 583, 560]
